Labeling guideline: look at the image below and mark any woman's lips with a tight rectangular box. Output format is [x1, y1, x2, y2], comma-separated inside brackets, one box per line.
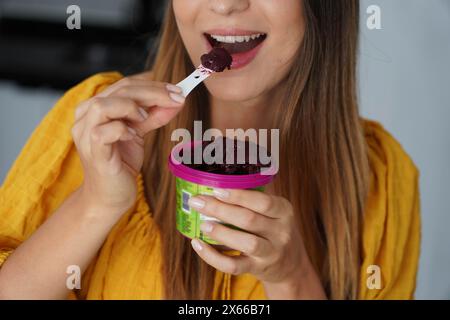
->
[204, 35, 265, 70]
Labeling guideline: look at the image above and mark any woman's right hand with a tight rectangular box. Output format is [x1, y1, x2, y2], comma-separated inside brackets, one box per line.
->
[71, 73, 185, 217]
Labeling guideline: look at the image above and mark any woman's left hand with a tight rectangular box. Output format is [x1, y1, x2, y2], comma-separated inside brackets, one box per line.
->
[188, 188, 326, 299]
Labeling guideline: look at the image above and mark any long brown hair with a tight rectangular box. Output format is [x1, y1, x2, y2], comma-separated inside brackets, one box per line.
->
[142, 0, 369, 300]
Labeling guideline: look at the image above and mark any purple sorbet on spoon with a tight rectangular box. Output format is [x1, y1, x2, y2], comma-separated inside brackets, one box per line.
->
[175, 47, 233, 97]
[200, 47, 233, 72]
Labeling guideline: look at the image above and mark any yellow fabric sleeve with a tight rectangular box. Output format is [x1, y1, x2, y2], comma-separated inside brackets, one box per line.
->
[0, 249, 14, 268]
[359, 120, 421, 299]
[0, 72, 123, 295]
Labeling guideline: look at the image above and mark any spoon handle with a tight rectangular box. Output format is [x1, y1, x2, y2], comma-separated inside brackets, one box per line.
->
[176, 65, 213, 98]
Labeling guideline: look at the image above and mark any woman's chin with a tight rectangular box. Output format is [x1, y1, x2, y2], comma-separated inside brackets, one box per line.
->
[206, 85, 261, 103]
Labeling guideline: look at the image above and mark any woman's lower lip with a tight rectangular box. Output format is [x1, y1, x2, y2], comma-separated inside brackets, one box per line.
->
[205, 40, 265, 70]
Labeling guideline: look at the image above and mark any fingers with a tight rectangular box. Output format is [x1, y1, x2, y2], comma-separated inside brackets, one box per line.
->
[74, 80, 183, 122]
[188, 196, 273, 236]
[140, 106, 182, 133]
[199, 221, 272, 257]
[212, 188, 285, 218]
[74, 100, 90, 120]
[70, 76, 186, 186]
[96, 77, 167, 98]
[96, 77, 184, 107]
[110, 85, 185, 108]
[90, 120, 136, 162]
[91, 120, 136, 145]
[74, 79, 185, 136]
[191, 238, 252, 275]
[75, 97, 148, 129]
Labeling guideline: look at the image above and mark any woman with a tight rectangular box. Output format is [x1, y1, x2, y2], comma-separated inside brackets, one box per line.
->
[0, 0, 420, 299]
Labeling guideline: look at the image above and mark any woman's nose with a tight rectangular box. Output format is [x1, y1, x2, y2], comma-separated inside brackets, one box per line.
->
[208, 0, 250, 15]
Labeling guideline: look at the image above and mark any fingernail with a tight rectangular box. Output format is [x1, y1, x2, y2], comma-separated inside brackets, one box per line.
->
[200, 222, 214, 233]
[138, 107, 148, 120]
[188, 197, 205, 209]
[213, 188, 230, 199]
[166, 84, 182, 94]
[191, 239, 203, 251]
[169, 92, 185, 104]
[127, 127, 137, 136]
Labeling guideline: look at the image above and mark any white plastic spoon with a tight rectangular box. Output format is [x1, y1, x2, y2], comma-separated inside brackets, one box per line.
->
[176, 47, 232, 98]
[176, 65, 214, 98]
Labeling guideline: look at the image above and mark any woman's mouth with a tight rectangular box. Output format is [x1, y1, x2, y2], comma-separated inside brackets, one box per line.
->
[204, 31, 267, 70]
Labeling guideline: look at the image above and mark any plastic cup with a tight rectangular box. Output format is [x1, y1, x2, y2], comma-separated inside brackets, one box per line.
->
[168, 141, 277, 245]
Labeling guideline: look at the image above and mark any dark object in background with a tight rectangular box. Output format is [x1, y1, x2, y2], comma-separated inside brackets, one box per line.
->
[0, 0, 167, 90]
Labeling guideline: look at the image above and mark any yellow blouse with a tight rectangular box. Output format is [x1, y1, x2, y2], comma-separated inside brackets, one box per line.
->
[0, 72, 421, 299]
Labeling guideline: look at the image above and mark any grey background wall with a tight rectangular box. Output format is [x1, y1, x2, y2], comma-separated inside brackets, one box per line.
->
[0, 0, 449, 299]
[359, 0, 450, 299]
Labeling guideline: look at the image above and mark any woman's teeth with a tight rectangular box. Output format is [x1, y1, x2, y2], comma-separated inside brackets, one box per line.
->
[209, 33, 265, 44]
[206, 32, 267, 55]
